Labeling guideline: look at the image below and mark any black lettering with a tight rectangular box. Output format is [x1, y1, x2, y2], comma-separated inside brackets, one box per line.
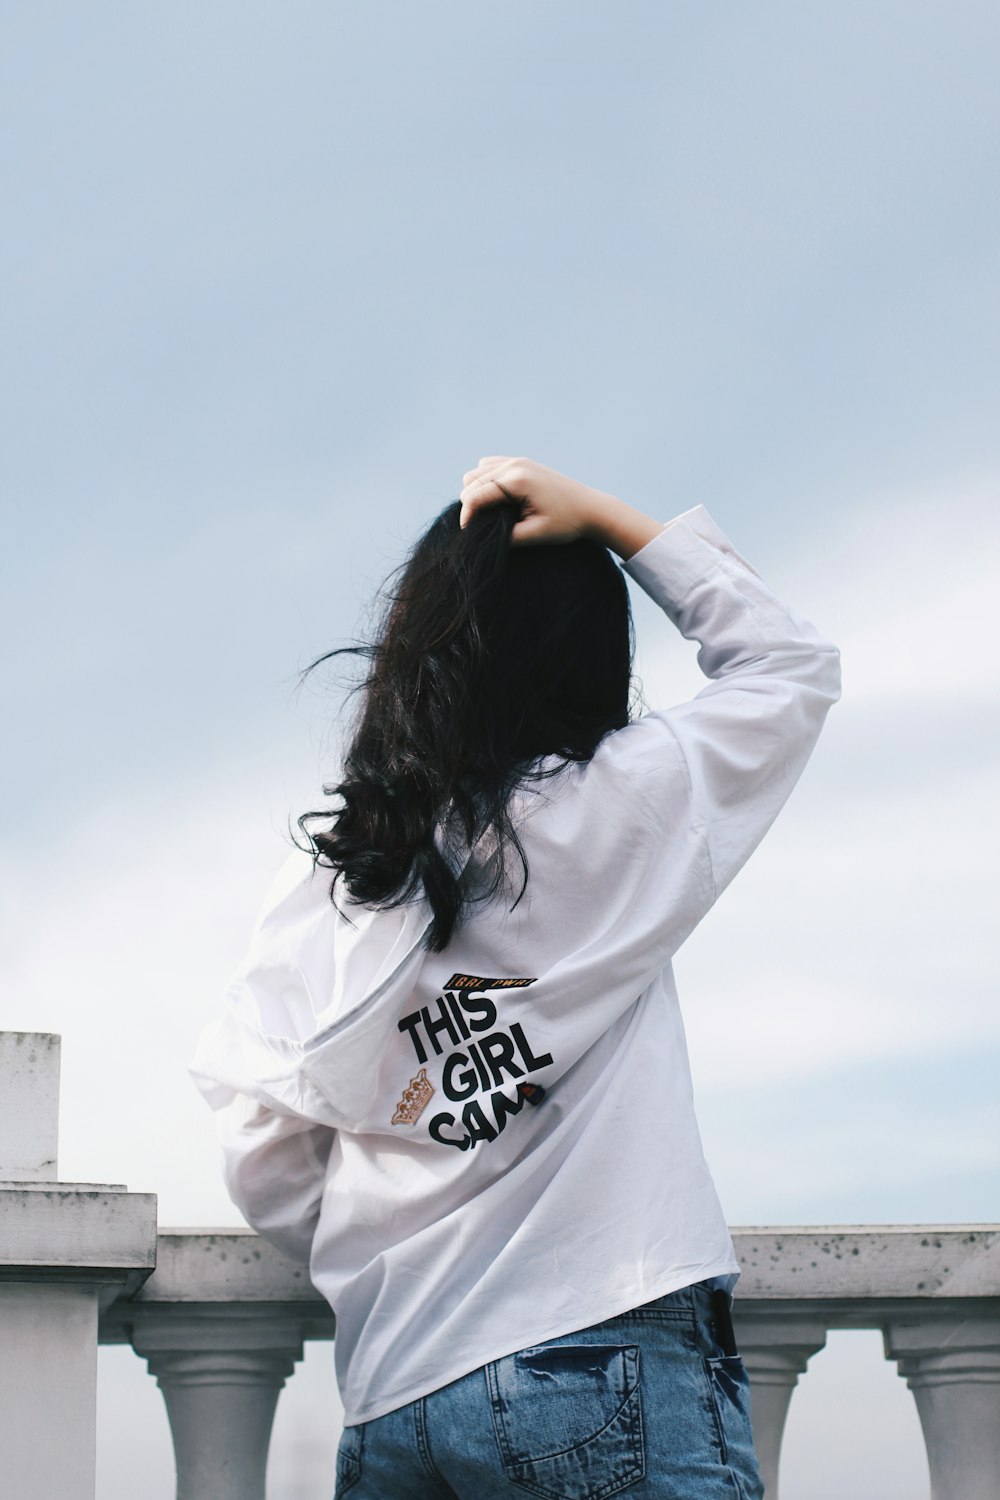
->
[460, 991, 497, 1032]
[479, 1031, 525, 1087]
[442, 1050, 479, 1101]
[467, 1040, 491, 1092]
[462, 1098, 498, 1148]
[429, 1111, 470, 1150]
[397, 1012, 427, 1064]
[491, 1085, 527, 1132]
[446, 992, 471, 1041]
[420, 996, 460, 1056]
[510, 1021, 553, 1072]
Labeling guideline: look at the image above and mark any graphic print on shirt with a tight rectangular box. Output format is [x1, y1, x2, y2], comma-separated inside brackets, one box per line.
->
[391, 1068, 435, 1126]
[394, 973, 553, 1151]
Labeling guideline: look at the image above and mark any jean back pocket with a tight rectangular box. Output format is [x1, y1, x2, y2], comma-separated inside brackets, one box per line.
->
[487, 1341, 644, 1500]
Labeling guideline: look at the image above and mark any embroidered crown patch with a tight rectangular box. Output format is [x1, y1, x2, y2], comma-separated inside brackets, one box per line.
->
[392, 1067, 435, 1126]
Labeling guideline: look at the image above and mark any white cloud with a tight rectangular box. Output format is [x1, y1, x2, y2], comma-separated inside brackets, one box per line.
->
[797, 474, 1000, 705]
[673, 754, 1000, 1095]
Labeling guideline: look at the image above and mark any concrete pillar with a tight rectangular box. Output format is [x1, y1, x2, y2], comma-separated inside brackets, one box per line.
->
[0, 1031, 157, 1500]
[0, 1030, 60, 1179]
[133, 1312, 305, 1500]
[0, 1284, 99, 1500]
[732, 1309, 828, 1499]
[884, 1315, 1000, 1500]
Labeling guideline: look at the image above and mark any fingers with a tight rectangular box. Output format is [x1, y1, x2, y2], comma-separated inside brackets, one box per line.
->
[458, 476, 513, 529]
[459, 456, 521, 528]
[461, 456, 514, 486]
[458, 456, 543, 539]
[509, 512, 549, 546]
[456, 455, 594, 548]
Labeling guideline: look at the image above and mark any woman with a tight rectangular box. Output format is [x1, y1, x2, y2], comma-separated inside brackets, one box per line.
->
[190, 456, 841, 1498]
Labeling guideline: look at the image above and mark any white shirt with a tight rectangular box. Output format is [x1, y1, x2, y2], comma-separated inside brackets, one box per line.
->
[188, 504, 841, 1427]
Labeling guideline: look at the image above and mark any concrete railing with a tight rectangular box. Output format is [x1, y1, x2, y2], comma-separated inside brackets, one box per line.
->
[97, 1224, 1000, 1500]
[3, 1032, 1000, 1499]
[730, 1224, 1000, 1497]
[100, 1229, 334, 1498]
[0, 1032, 157, 1500]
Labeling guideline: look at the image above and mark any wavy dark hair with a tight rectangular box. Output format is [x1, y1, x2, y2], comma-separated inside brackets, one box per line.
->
[294, 497, 637, 952]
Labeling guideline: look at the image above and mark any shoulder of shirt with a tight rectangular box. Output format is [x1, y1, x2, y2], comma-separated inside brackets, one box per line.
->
[250, 845, 328, 933]
[525, 714, 690, 827]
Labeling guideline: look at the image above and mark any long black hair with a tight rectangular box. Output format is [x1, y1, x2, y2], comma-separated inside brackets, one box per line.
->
[295, 497, 637, 952]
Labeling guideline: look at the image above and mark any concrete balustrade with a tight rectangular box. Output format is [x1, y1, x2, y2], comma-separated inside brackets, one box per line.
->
[733, 1226, 1000, 1499]
[0, 1032, 158, 1500]
[884, 1316, 1000, 1500]
[102, 1232, 334, 1500]
[98, 1224, 1000, 1500]
[3, 1034, 1000, 1499]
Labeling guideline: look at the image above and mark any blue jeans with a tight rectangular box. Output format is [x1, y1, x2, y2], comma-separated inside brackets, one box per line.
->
[334, 1275, 765, 1498]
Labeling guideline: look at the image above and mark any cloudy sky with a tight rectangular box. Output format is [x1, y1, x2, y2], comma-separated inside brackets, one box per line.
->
[4, 3, 998, 1497]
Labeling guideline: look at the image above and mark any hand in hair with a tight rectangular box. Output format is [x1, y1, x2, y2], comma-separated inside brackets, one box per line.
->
[458, 456, 664, 561]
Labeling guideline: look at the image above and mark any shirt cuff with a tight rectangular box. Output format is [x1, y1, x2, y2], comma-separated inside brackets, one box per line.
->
[619, 504, 761, 611]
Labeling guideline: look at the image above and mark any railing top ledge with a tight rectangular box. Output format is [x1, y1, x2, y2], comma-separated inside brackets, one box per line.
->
[121, 1225, 1000, 1308]
[130, 1229, 326, 1305]
[731, 1224, 1000, 1300]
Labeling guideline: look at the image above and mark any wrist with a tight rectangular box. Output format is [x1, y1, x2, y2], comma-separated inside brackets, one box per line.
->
[583, 492, 665, 562]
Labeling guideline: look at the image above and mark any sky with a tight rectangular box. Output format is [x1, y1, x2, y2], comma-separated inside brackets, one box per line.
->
[3, 3, 999, 1497]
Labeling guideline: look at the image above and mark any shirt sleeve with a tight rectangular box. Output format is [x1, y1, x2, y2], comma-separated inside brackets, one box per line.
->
[616, 502, 841, 916]
[207, 1089, 335, 1266]
[188, 850, 339, 1264]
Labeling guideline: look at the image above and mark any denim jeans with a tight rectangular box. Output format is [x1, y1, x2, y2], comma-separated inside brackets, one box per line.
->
[334, 1275, 765, 1499]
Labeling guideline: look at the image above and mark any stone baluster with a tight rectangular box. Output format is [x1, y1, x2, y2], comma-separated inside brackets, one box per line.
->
[884, 1314, 1000, 1500]
[131, 1310, 305, 1500]
[731, 1306, 828, 1499]
[102, 1229, 336, 1500]
[0, 1031, 157, 1500]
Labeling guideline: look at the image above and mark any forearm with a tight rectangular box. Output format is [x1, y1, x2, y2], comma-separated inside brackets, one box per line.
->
[216, 1092, 336, 1265]
[582, 492, 667, 562]
[459, 457, 671, 556]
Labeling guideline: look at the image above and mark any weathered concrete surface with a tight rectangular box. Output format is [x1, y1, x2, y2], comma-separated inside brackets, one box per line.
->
[0, 1187, 157, 1301]
[100, 1230, 334, 1345]
[0, 1180, 127, 1192]
[0, 1031, 60, 1180]
[0, 1032, 159, 1499]
[0, 1283, 99, 1500]
[103, 1223, 1000, 1322]
[732, 1225, 1000, 1303]
[130, 1230, 324, 1301]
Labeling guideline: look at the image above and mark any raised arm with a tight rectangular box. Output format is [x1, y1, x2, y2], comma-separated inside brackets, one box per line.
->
[459, 454, 664, 559]
[462, 455, 841, 950]
[618, 503, 842, 903]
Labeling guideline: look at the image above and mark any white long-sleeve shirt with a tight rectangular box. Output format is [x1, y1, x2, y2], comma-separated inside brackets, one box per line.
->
[188, 504, 841, 1426]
